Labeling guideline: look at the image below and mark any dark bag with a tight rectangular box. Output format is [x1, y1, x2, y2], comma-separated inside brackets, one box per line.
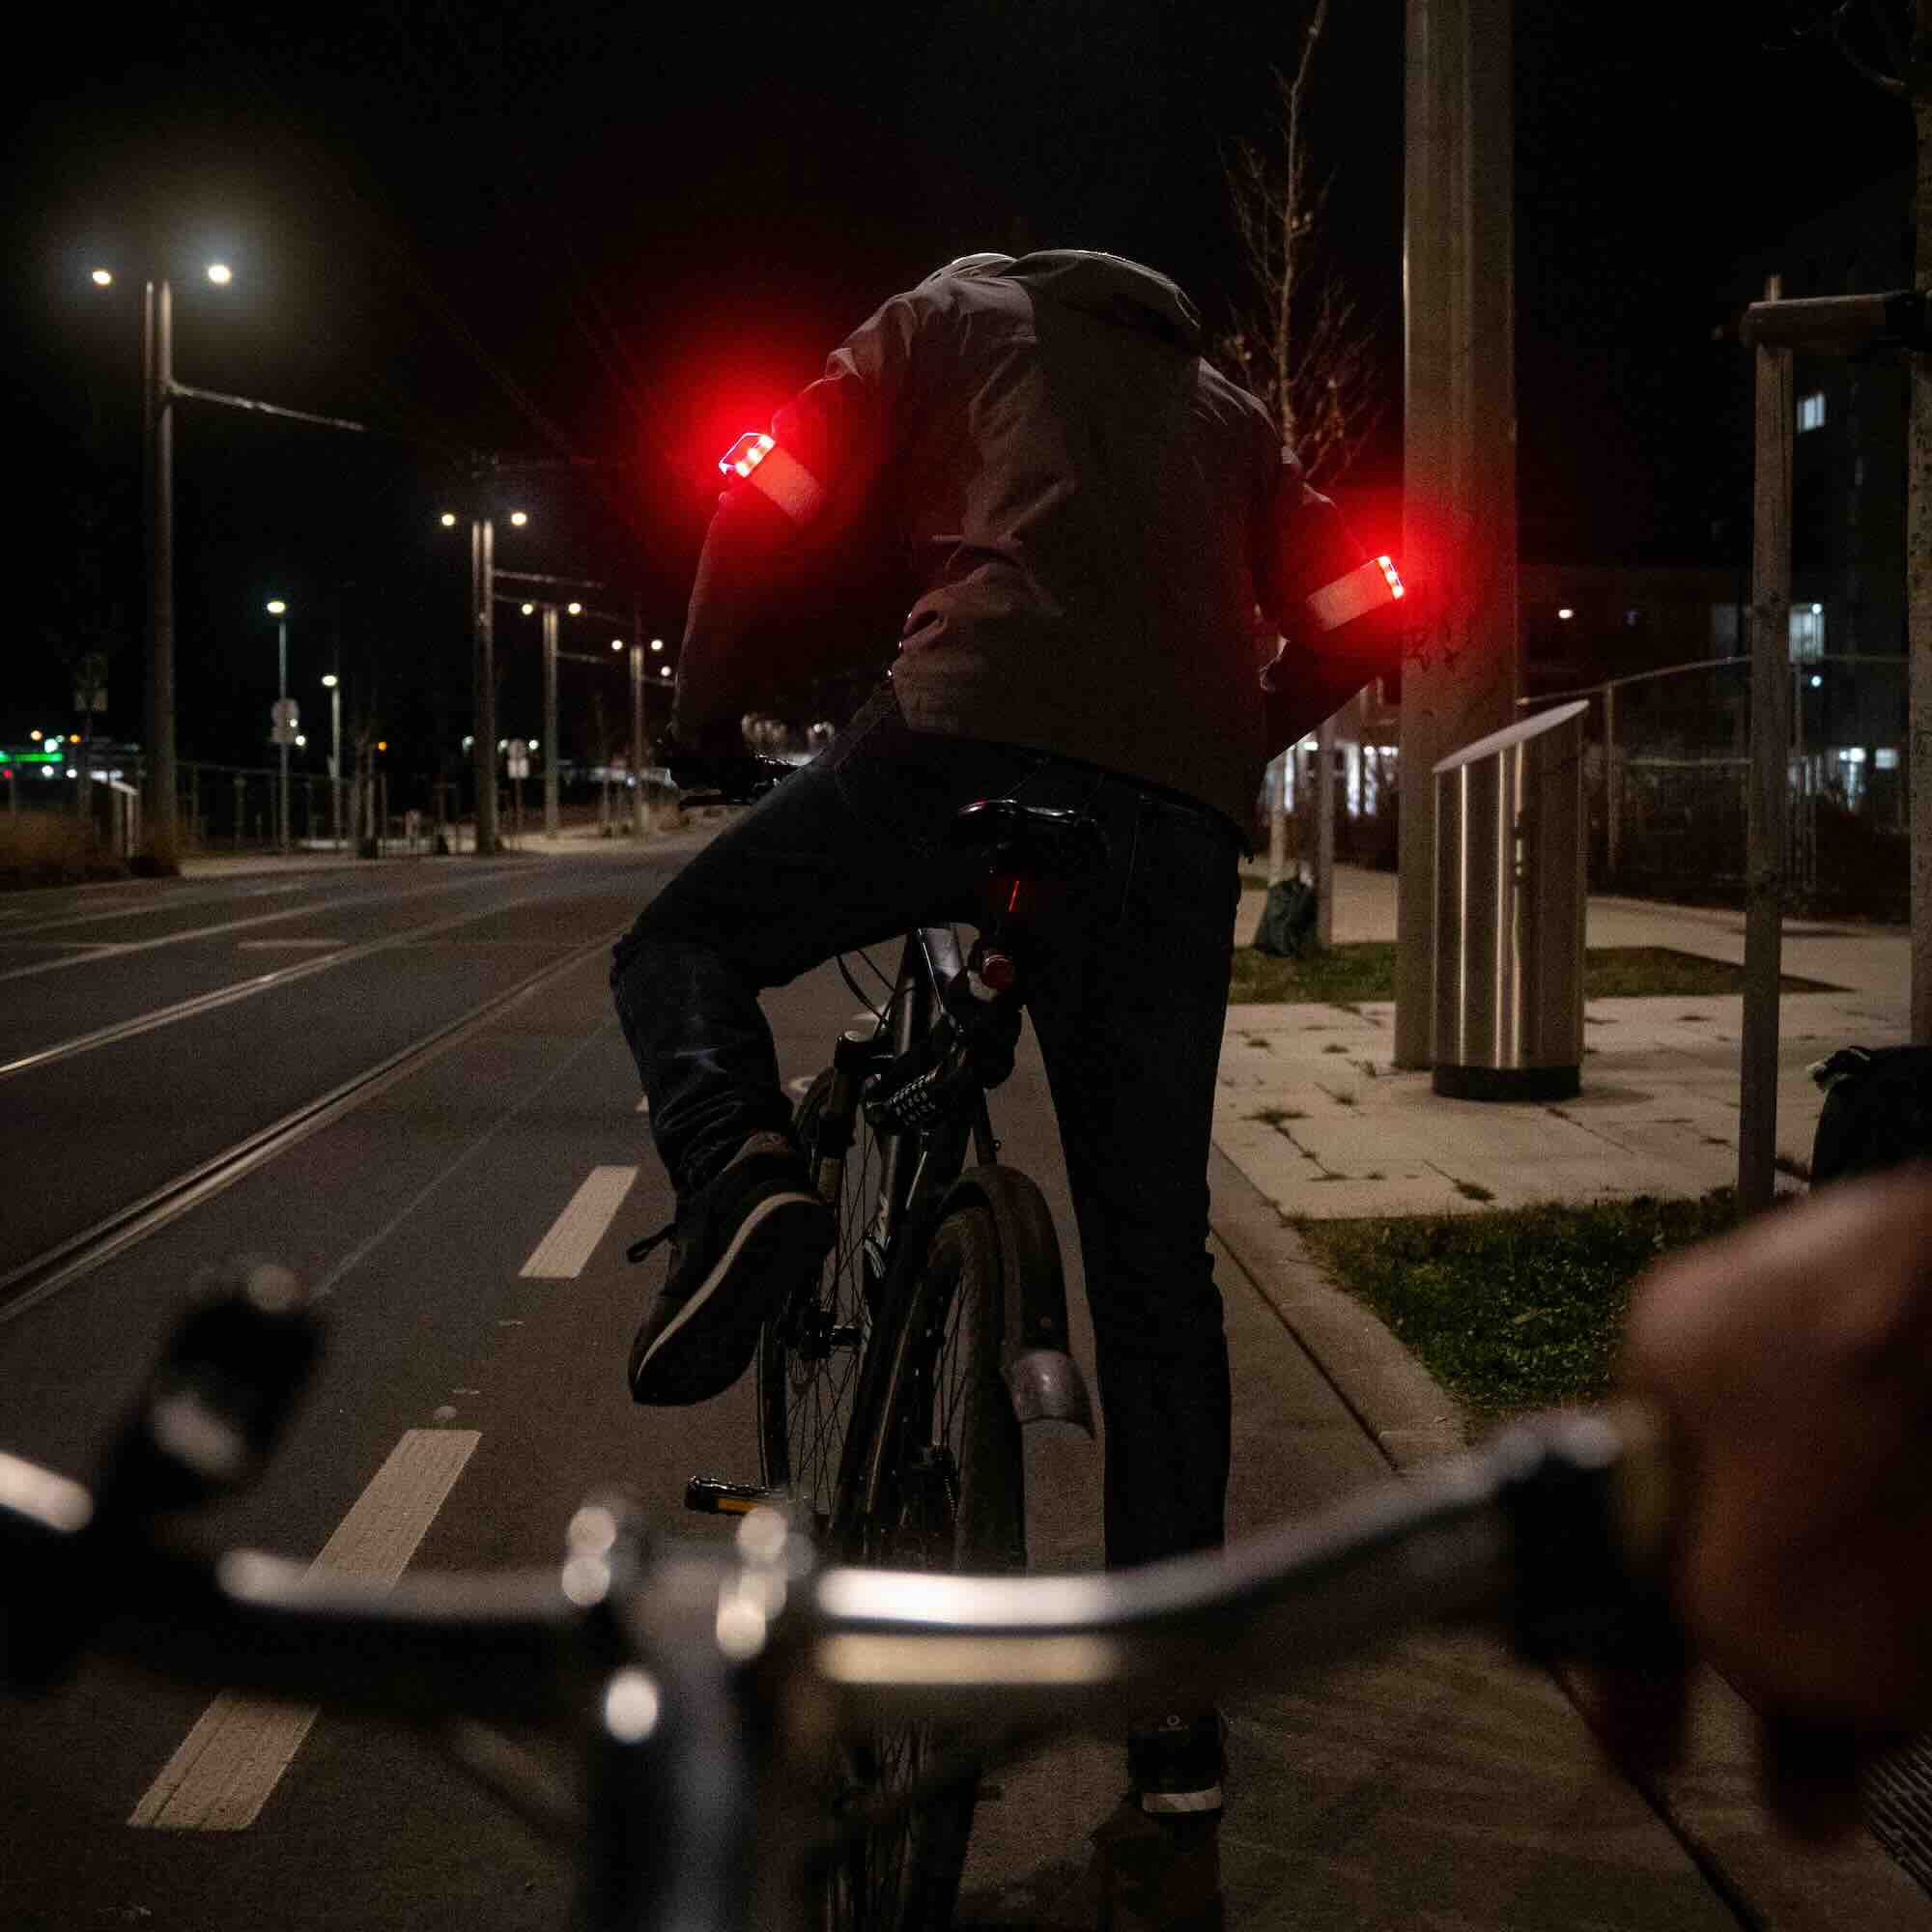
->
[1808, 1045, 1932, 1186]
[1252, 874, 1319, 959]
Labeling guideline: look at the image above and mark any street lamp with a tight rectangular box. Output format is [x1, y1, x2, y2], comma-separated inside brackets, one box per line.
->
[439, 499, 529, 858]
[90, 254, 367, 871]
[91, 260, 234, 868]
[266, 599, 292, 852]
[322, 673, 343, 848]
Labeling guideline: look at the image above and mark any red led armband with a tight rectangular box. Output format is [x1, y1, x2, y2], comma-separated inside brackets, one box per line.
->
[716, 431, 827, 523]
[1304, 554, 1405, 633]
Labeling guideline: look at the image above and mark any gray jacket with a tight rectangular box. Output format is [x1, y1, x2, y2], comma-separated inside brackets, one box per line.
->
[675, 249, 1382, 832]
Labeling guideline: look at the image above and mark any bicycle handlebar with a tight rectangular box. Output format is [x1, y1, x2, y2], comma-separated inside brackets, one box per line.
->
[668, 751, 797, 808]
[0, 1279, 1675, 1932]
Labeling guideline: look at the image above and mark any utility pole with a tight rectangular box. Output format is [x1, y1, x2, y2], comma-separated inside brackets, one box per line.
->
[471, 516, 498, 857]
[143, 279, 177, 870]
[631, 591, 652, 839]
[541, 602, 560, 838]
[1395, 0, 1521, 1067]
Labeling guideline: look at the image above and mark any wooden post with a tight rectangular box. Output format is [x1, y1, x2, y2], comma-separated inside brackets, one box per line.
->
[1740, 274, 1792, 1213]
[1911, 1, 1932, 1037]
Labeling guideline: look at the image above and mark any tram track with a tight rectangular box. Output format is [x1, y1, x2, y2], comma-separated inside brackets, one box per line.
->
[0, 888, 558, 1079]
[0, 924, 626, 1327]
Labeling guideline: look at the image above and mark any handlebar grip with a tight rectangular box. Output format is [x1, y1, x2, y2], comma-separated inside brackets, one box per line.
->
[1492, 1402, 1679, 1667]
[670, 753, 794, 807]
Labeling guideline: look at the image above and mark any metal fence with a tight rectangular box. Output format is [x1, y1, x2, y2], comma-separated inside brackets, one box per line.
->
[1520, 653, 1909, 916]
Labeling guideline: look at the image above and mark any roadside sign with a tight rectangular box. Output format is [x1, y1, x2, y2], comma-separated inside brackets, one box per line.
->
[270, 697, 300, 745]
[505, 745, 529, 780]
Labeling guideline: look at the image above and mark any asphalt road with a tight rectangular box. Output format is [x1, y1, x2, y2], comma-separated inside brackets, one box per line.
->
[0, 838, 1103, 1932]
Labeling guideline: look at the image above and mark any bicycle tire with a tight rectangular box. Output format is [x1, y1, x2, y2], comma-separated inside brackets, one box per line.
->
[819, 1199, 1024, 1931]
[757, 1067, 884, 1533]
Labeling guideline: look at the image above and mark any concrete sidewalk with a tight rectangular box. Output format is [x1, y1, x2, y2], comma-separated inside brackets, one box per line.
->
[1163, 867, 1926, 1930]
[1219, 867, 1908, 1220]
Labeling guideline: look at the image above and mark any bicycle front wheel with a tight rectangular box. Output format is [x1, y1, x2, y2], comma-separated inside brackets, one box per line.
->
[758, 1066, 884, 1536]
[820, 1199, 1024, 1930]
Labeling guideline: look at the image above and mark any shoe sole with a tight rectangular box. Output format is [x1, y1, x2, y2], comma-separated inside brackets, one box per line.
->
[630, 1190, 831, 1406]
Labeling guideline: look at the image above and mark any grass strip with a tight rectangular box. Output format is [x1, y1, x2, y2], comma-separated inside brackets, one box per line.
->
[1230, 942, 1836, 1006]
[1293, 1191, 1748, 1430]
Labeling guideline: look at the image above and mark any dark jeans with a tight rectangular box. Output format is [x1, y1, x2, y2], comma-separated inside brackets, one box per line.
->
[611, 685, 1240, 1570]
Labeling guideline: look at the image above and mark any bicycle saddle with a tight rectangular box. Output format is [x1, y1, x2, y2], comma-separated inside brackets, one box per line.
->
[946, 798, 1109, 878]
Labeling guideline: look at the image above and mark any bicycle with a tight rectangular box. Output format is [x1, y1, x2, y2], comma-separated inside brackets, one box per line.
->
[667, 750, 1107, 1928]
[0, 1258, 1678, 1932]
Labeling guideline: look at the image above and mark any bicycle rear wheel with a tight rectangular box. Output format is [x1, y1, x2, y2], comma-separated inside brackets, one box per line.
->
[819, 1199, 1024, 1931]
[758, 1066, 883, 1535]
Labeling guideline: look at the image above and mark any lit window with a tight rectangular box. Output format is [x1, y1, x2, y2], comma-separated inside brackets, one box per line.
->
[1798, 391, 1826, 432]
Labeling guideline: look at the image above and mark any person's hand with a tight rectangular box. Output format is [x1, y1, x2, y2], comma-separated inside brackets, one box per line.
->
[1614, 1167, 1932, 1833]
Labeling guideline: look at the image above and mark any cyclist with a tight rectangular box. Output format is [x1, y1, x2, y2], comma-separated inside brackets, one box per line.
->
[610, 248, 1402, 1849]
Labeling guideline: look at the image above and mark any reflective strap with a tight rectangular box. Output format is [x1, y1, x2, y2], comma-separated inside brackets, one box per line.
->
[746, 443, 828, 523]
[1304, 554, 1404, 632]
[1141, 1784, 1225, 1815]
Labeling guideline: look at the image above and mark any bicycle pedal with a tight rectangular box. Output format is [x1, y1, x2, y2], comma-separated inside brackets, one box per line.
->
[683, 1476, 789, 1517]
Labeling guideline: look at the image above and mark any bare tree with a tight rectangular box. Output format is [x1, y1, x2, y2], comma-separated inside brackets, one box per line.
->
[1220, 0, 1386, 922]
[1218, 0, 1383, 490]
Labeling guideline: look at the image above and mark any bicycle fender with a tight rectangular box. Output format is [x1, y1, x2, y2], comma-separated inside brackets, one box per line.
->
[939, 1165, 1095, 1436]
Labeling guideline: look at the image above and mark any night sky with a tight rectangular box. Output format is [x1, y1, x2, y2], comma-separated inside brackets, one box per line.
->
[6, 1, 1918, 777]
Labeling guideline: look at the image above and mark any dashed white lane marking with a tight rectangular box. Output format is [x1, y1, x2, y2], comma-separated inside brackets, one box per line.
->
[128, 1428, 480, 1831]
[519, 1165, 638, 1279]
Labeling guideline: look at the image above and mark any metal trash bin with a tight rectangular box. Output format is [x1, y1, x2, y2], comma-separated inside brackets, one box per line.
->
[1433, 698, 1588, 1100]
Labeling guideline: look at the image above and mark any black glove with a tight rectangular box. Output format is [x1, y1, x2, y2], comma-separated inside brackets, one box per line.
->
[656, 732, 788, 804]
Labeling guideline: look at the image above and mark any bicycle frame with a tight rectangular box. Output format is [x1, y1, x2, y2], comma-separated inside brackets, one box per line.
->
[812, 925, 1001, 1558]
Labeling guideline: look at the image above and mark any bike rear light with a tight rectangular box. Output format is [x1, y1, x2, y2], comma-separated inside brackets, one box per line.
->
[978, 950, 1017, 993]
[716, 431, 827, 523]
[1306, 554, 1406, 633]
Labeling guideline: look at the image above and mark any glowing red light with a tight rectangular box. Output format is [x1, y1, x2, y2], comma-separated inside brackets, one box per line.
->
[719, 432, 774, 480]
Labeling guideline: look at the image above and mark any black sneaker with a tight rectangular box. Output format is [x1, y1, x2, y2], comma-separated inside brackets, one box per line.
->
[626, 1148, 833, 1406]
[1127, 1709, 1226, 1818]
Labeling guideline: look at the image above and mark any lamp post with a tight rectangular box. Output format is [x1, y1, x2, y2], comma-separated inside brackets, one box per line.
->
[92, 257, 367, 871]
[442, 502, 531, 857]
[266, 600, 292, 851]
[322, 673, 342, 848]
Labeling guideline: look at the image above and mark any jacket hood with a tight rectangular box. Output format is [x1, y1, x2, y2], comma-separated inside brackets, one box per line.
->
[998, 249, 1203, 354]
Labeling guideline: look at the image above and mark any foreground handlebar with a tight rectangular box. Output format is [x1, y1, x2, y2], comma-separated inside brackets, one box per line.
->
[3, 1405, 1672, 1723]
[0, 1264, 1674, 1932]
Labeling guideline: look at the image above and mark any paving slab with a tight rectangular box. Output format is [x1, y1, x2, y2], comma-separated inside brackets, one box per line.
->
[1224, 866, 1909, 1220]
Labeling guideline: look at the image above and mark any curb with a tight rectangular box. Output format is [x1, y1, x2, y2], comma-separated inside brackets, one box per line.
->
[1206, 1142, 1463, 1471]
[1208, 1136, 1932, 1930]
